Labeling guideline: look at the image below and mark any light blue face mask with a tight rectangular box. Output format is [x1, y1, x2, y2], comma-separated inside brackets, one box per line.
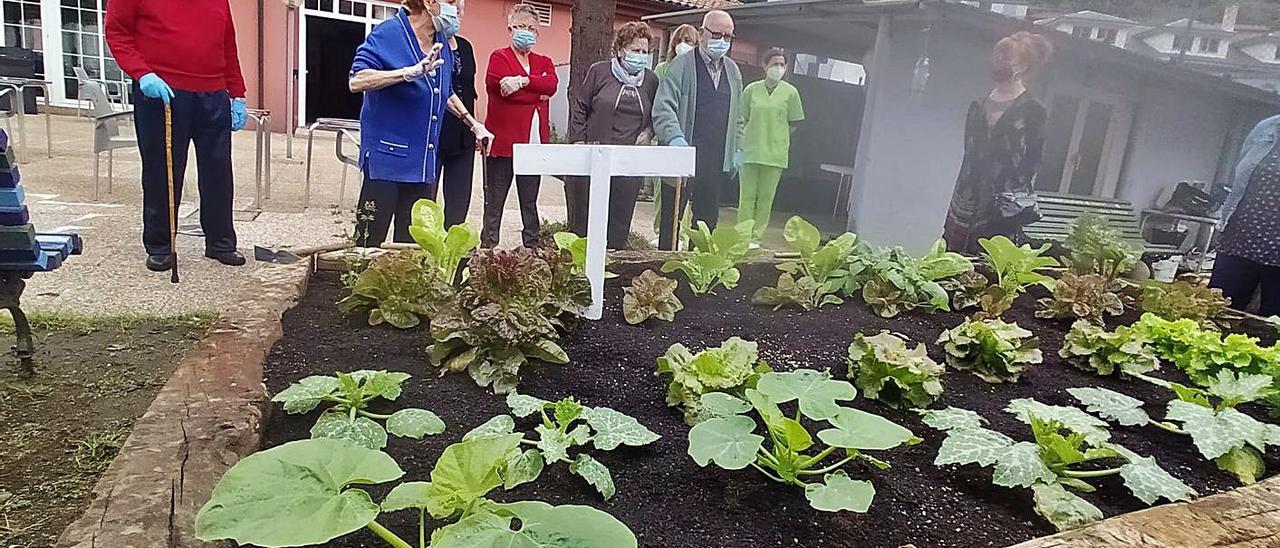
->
[512, 29, 537, 50]
[437, 3, 460, 36]
[623, 51, 650, 74]
[706, 38, 731, 59]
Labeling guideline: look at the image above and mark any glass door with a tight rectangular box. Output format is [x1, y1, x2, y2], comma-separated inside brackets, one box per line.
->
[1036, 93, 1133, 197]
[60, 0, 128, 105]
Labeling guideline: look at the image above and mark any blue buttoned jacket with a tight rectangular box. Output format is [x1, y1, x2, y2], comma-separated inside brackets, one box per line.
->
[350, 9, 454, 183]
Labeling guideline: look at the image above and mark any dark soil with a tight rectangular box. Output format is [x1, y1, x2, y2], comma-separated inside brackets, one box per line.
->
[261, 263, 1279, 548]
[0, 314, 210, 548]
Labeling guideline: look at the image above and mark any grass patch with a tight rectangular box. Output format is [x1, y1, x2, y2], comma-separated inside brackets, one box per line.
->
[0, 310, 216, 336]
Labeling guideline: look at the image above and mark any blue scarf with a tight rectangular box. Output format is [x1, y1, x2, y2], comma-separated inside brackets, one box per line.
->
[611, 57, 644, 87]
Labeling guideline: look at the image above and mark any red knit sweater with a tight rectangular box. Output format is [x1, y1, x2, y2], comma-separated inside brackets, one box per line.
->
[484, 47, 558, 158]
[105, 0, 246, 97]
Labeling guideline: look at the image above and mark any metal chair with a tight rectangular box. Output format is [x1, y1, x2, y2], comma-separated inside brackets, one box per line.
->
[0, 88, 22, 161]
[304, 118, 361, 208]
[77, 71, 137, 200]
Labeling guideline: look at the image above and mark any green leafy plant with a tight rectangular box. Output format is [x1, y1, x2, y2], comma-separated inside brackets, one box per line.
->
[337, 251, 454, 329]
[460, 392, 660, 500]
[844, 239, 973, 318]
[974, 236, 1060, 319]
[270, 370, 445, 450]
[194, 437, 638, 548]
[622, 270, 683, 324]
[1035, 273, 1124, 325]
[1140, 280, 1230, 329]
[408, 199, 480, 284]
[847, 331, 945, 409]
[946, 270, 990, 311]
[551, 231, 618, 279]
[920, 404, 1195, 532]
[937, 319, 1042, 383]
[1059, 320, 1160, 377]
[656, 337, 772, 424]
[752, 217, 859, 310]
[1070, 371, 1280, 485]
[1062, 213, 1142, 280]
[428, 248, 588, 394]
[538, 246, 593, 323]
[662, 220, 758, 295]
[1131, 314, 1280, 393]
[687, 369, 918, 512]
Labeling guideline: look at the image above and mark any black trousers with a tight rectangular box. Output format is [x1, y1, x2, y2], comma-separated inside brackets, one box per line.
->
[1209, 254, 1280, 316]
[658, 167, 727, 250]
[434, 151, 474, 228]
[133, 86, 236, 255]
[566, 176, 643, 249]
[482, 156, 540, 248]
[355, 175, 433, 245]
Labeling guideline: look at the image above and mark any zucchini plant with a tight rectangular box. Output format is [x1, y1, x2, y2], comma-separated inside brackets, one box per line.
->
[656, 337, 772, 424]
[1131, 313, 1280, 408]
[752, 216, 859, 310]
[1059, 320, 1160, 377]
[661, 220, 758, 295]
[847, 331, 945, 409]
[271, 370, 444, 449]
[920, 404, 1195, 532]
[937, 319, 1042, 383]
[336, 251, 455, 329]
[194, 437, 638, 548]
[972, 236, 1059, 319]
[687, 369, 918, 512]
[460, 392, 660, 500]
[622, 270, 683, 325]
[1069, 370, 1280, 485]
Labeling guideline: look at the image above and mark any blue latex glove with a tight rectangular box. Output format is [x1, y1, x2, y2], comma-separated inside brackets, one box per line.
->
[231, 99, 247, 132]
[138, 73, 174, 104]
[669, 136, 689, 147]
[733, 149, 744, 171]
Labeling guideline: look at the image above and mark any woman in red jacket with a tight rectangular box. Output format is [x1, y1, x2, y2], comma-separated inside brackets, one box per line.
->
[482, 4, 558, 248]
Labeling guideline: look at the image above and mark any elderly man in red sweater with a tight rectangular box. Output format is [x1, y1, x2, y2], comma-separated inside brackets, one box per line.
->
[106, 0, 248, 272]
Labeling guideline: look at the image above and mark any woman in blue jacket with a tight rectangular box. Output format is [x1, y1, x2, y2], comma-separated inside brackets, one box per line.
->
[1210, 113, 1280, 315]
[348, 0, 492, 245]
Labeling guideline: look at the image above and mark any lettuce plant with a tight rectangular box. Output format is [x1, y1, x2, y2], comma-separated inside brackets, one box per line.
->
[407, 199, 480, 284]
[752, 217, 859, 310]
[460, 392, 660, 500]
[195, 437, 638, 548]
[844, 240, 973, 318]
[622, 270, 683, 324]
[946, 270, 989, 311]
[974, 236, 1060, 319]
[920, 405, 1195, 532]
[937, 319, 1042, 383]
[1062, 213, 1142, 281]
[336, 251, 455, 329]
[656, 337, 772, 424]
[1070, 371, 1280, 485]
[1131, 313, 1280, 392]
[1140, 280, 1230, 329]
[687, 370, 918, 512]
[270, 370, 444, 450]
[538, 246, 593, 323]
[428, 248, 587, 394]
[1059, 320, 1160, 377]
[1035, 273, 1124, 325]
[662, 220, 759, 295]
[552, 231, 618, 279]
[847, 331, 945, 409]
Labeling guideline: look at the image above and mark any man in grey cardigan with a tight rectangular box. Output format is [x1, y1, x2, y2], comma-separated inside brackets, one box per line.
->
[652, 10, 744, 250]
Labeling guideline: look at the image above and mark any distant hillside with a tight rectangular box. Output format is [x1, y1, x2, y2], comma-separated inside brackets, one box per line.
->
[1025, 0, 1280, 29]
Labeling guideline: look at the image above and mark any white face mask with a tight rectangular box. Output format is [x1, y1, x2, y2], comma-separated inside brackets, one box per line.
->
[766, 66, 785, 83]
[675, 42, 694, 57]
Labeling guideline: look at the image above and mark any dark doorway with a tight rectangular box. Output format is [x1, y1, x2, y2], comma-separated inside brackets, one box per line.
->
[305, 16, 365, 123]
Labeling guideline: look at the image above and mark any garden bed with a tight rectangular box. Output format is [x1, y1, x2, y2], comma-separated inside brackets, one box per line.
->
[260, 261, 1278, 548]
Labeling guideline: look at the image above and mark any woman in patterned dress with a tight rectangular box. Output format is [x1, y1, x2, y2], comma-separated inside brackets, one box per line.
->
[1210, 114, 1280, 316]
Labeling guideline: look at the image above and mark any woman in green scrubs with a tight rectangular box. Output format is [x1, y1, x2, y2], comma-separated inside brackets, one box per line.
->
[739, 47, 804, 241]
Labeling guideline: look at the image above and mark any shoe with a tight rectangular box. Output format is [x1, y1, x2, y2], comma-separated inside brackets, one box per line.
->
[205, 249, 247, 266]
[146, 253, 175, 272]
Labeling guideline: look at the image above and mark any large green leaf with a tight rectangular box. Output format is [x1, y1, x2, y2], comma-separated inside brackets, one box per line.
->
[688, 415, 765, 470]
[935, 427, 1014, 467]
[783, 216, 822, 256]
[464, 415, 517, 441]
[818, 408, 916, 451]
[1167, 400, 1270, 460]
[992, 441, 1056, 488]
[1067, 387, 1151, 427]
[1032, 482, 1103, 532]
[583, 406, 660, 451]
[803, 471, 875, 513]
[569, 453, 616, 500]
[755, 369, 856, 421]
[1215, 446, 1266, 484]
[311, 411, 388, 450]
[917, 407, 986, 431]
[195, 439, 403, 547]
[535, 424, 590, 464]
[1206, 370, 1275, 407]
[426, 434, 523, 519]
[272, 376, 340, 414]
[1005, 398, 1110, 444]
[507, 393, 550, 418]
[385, 408, 445, 439]
[503, 449, 545, 489]
[381, 481, 432, 512]
[430, 501, 637, 548]
[1117, 453, 1196, 504]
[699, 392, 752, 418]
[348, 370, 412, 401]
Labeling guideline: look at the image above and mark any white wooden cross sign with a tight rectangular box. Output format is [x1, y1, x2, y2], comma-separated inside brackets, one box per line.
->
[514, 144, 697, 320]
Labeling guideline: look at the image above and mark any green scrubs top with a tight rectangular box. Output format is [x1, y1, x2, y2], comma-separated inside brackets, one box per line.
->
[741, 79, 805, 169]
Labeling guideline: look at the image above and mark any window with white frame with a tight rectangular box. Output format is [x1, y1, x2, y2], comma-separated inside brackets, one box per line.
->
[1196, 37, 1221, 54]
[305, 0, 395, 19]
[1071, 25, 1092, 38]
[1098, 28, 1118, 45]
[2, 0, 43, 79]
[62, 0, 129, 104]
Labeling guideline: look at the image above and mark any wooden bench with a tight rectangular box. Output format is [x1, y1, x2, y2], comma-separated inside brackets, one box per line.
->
[1023, 192, 1180, 256]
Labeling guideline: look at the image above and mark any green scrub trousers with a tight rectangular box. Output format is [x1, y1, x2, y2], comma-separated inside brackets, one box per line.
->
[738, 79, 804, 239]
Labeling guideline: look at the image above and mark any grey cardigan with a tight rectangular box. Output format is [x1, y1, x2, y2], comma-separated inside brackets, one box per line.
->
[652, 49, 744, 173]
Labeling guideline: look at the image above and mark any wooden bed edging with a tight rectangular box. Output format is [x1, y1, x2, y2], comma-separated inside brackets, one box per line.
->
[56, 261, 311, 548]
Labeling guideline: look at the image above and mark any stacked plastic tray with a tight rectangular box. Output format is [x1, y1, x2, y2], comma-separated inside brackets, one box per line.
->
[0, 129, 82, 273]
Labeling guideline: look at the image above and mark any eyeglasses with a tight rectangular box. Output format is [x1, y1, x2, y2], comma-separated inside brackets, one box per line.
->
[510, 23, 538, 32]
[701, 27, 734, 40]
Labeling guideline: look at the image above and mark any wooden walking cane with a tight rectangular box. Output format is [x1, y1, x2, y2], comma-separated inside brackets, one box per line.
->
[164, 103, 179, 283]
[670, 177, 683, 252]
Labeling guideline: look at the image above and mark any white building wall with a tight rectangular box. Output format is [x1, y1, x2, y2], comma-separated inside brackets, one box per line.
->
[1145, 32, 1176, 53]
[1241, 42, 1280, 63]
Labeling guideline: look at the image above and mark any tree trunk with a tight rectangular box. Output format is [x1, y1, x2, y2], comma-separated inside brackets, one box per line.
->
[564, 0, 616, 233]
